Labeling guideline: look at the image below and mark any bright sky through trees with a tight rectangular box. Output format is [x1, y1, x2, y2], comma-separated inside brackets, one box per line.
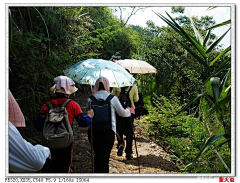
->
[113, 6, 231, 48]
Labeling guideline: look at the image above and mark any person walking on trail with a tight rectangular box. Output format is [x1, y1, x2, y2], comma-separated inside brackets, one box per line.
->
[35, 75, 94, 173]
[111, 76, 139, 160]
[87, 77, 131, 173]
[9, 90, 51, 173]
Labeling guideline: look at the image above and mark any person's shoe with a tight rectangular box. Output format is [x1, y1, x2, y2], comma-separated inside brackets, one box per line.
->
[126, 154, 133, 160]
[117, 144, 124, 156]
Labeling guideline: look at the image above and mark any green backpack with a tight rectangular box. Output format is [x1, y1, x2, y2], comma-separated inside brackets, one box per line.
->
[43, 99, 73, 149]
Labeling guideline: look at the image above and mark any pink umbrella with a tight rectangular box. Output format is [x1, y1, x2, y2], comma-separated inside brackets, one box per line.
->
[115, 59, 157, 74]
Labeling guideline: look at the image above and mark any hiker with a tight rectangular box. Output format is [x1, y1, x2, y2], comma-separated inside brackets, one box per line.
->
[109, 52, 121, 63]
[109, 51, 121, 93]
[9, 90, 51, 173]
[35, 75, 94, 173]
[87, 77, 131, 173]
[111, 72, 139, 160]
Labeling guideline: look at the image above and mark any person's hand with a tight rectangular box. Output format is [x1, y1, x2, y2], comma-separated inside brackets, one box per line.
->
[87, 109, 94, 118]
[126, 107, 131, 112]
[46, 152, 52, 163]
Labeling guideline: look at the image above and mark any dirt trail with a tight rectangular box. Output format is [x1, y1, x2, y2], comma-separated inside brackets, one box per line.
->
[70, 86, 179, 174]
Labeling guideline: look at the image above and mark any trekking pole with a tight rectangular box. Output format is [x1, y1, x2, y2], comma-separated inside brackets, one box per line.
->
[129, 115, 140, 173]
[89, 101, 94, 173]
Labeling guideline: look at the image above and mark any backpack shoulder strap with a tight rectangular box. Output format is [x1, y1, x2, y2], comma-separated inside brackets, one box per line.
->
[89, 95, 97, 101]
[105, 94, 115, 102]
[127, 86, 133, 94]
[62, 99, 72, 107]
[46, 101, 53, 109]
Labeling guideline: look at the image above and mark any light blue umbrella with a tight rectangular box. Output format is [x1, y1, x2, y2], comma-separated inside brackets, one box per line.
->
[63, 59, 135, 87]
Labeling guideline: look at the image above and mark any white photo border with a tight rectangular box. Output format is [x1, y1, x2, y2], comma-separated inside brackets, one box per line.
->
[5, 3, 236, 178]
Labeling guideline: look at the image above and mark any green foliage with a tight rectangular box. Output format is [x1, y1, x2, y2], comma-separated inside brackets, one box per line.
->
[8, 6, 231, 173]
[94, 26, 136, 59]
[136, 9, 231, 173]
[130, 14, 227, 105]
[154, 10, 231, 172]
[139, 94, 208, 169]
[171, 7, 185, 14]
[138, 92, 230, 172]
[9, 6, 137, 131]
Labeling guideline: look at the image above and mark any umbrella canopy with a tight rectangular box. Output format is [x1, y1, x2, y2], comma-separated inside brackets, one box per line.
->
[63, 59, 135, 87]
[116, 59, 157, 74]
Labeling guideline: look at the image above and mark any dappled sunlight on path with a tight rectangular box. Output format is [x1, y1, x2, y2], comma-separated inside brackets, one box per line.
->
[109, 126, 179, 173]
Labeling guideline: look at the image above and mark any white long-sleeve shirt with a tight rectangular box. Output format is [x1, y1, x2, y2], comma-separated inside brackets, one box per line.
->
[9, 121, 50, 173]
[87, 90, 131, 133]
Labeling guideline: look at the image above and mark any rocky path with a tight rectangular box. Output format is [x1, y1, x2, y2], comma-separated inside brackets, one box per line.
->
[71, 123, 179, 174]
[70, 86, 179, 174]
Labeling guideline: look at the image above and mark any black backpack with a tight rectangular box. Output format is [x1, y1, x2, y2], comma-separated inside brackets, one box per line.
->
[119, 86, 133, 109]
[89, 94, 115, 131]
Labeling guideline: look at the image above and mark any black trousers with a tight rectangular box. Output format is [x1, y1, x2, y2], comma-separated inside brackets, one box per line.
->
[116, 114, 134, 155]
[42, 143, 73, 173]
[88, 129, 115, 173]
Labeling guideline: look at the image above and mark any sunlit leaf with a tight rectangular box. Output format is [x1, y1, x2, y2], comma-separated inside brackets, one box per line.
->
[190, 16, 204, 45]
[206, 7, 217, 11]
[155, 11, 207, 58]
[210, 46, 231, 66]
[165, 12, 207, 58]
[206, 28, 230, 54]
[203, 30, 211, 48]
[207, 20, 231, 30]
[219, 69, 230, 96]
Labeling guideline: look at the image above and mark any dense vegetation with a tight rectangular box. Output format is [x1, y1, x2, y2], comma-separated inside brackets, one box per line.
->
[8, 6, 231, 173]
